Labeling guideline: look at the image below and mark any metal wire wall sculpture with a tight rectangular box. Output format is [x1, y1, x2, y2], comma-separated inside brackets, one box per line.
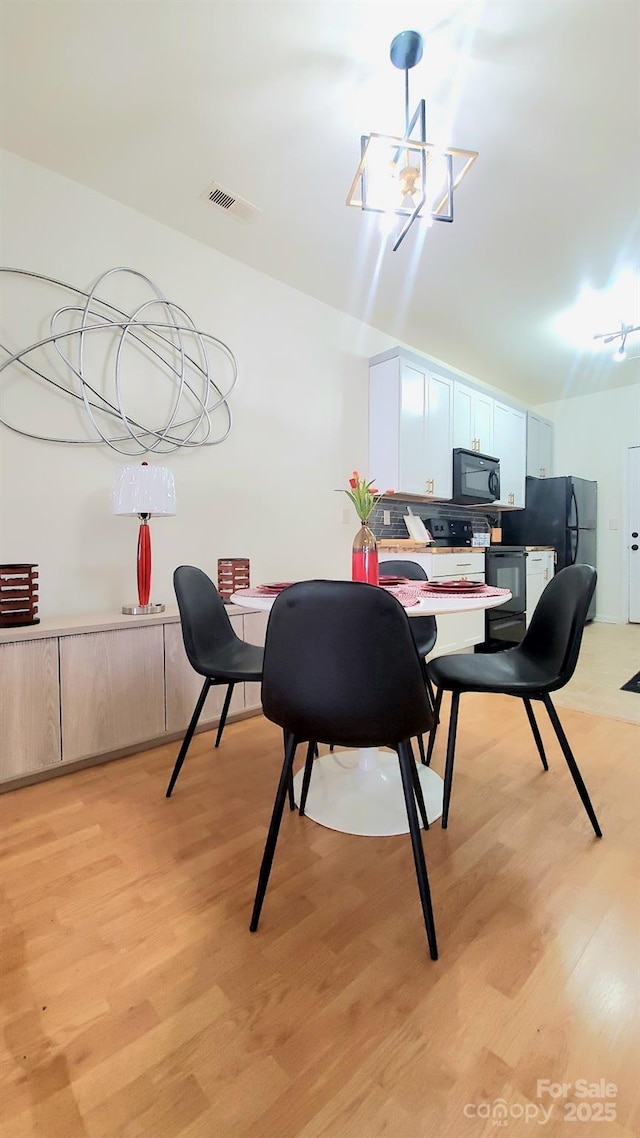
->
[0, 267, 238, 455]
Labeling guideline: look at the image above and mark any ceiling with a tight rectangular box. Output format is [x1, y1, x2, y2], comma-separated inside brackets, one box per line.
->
[1, 0, 639, 405]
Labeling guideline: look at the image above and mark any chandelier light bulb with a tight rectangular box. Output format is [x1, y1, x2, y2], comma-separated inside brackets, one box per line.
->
[614, 344, 627, 362]
[346, 29, 478, 251]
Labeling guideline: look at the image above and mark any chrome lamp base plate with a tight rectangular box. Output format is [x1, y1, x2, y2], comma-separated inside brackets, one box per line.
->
[121, 602, 165, 616]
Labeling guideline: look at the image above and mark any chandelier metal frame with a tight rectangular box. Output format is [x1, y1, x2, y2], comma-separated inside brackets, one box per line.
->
[593, 321, 640, 360]
[346, 30, 478, 252]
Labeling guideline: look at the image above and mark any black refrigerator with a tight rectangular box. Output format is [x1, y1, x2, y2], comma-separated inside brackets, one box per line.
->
[501, 476, 597, 621]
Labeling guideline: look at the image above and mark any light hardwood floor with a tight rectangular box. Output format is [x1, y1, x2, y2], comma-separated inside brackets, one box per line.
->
[1, 688, 638, 1137]
[553, 621, 639, 724]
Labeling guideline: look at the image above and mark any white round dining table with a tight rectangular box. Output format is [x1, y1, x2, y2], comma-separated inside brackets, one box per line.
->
[230, 584, 511, 838]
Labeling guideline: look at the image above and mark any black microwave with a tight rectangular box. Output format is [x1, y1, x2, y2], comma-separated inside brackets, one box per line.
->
[452, 448, 500, 505]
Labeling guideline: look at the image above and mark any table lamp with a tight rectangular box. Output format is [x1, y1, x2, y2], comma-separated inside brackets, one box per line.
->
[111, 462, 176, 614]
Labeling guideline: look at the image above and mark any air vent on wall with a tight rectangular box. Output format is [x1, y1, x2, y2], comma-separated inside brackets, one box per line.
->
[201, 181, 261, 223]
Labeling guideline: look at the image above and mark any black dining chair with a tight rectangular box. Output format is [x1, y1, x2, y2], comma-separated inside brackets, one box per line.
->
[249, 579, 438, 959]
[165, 565, 265, 798]
[379, 558, 438, 762]
[426, 563, 602, 837]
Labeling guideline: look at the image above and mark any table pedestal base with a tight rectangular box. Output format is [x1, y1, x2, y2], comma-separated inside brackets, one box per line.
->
[292, 748, 443, 837]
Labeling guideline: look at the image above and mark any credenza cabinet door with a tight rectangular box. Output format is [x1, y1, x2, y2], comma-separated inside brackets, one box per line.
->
[60, 626, 165, 762]
[0, 638, 61, 778]
[164, 615, 246, 733]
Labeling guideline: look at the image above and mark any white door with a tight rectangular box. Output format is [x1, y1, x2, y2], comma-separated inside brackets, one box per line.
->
[629, 446, 640, 623]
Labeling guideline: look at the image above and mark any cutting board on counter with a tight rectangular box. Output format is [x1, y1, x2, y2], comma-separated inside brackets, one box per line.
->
[377, 539, 432, 551]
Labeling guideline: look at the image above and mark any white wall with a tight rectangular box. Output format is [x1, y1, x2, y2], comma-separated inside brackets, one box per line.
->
[0, 151, 397, 615]
[535, 385, 640, 623]
[2, 150, 638, 623]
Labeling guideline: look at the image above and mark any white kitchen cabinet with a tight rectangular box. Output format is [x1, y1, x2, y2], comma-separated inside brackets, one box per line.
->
[527, 412, 554, 478]
[493, 400, 527, 507]
[453, 380, 494, 456]
[369, 353, 453, 500]
[378, 550, 486, 656]
[525, 550, 555, 625]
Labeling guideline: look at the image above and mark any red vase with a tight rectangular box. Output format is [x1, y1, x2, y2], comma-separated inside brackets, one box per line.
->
[352, 522, 379, 585]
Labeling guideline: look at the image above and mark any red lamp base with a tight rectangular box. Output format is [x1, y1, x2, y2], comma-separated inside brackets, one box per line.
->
[121, 518, 164, 615]
[121, 603, 165, 615]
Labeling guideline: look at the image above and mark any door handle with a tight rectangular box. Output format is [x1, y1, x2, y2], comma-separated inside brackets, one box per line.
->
[632, 544, 639, 552]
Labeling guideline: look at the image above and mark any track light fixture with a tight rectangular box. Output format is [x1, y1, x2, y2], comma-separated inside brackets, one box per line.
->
[346, 30, 478, 251]
[593, 321, 640, 362]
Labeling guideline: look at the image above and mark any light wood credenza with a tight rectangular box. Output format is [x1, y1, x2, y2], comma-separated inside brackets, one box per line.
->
[0, 605, 267, 792]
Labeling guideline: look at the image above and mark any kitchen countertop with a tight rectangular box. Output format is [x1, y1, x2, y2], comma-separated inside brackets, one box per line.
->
[380, 545, 555, 553]
[379, 546, 485, 554]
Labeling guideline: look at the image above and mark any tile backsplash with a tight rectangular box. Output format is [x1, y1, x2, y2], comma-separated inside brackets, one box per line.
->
[368, 497, 499, 541]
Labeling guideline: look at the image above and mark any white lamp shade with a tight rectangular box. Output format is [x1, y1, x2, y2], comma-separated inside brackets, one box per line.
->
[111, 464, 176, 517]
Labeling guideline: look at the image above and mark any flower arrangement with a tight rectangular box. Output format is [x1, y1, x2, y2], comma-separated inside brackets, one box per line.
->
[345, 470, 393, 524]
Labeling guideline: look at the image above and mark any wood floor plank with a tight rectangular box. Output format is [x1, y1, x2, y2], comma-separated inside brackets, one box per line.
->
[0, 663, 638, 1137]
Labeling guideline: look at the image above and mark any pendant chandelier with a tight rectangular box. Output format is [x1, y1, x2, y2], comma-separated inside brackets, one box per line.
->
[593, 321, 640, 362]
[346, 30, 478, 252]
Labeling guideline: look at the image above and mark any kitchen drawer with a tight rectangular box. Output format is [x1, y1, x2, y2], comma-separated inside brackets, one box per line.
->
[430, 552, 485, 579]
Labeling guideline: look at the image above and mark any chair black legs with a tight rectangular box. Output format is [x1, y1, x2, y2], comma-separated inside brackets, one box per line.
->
[432, 689, 601, 837]
[406, 742, 430, 830]
[542, 696, 602, 838]
[397, 740, 438, 959]
[441, 691, 460, 829]
[417, 663, 438, 766]
[425, 687, 443, 767]
[215, 682, 235, 748]
[425, 673, 438, 720]
[250, 732, 300, 931]
[282, 730, 297, 811]
[523, 698, 549, 770]
[298, 741, 316, 816]
[166, 677, 212, 797]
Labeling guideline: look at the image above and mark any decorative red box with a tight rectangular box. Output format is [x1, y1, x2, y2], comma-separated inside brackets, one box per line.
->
[217, 558, 250, 602]
[0, 564, 40, 627]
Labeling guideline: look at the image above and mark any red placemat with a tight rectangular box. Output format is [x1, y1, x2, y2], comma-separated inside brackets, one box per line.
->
[383, 583, 511, 607]
[233, 584, 511, 609]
